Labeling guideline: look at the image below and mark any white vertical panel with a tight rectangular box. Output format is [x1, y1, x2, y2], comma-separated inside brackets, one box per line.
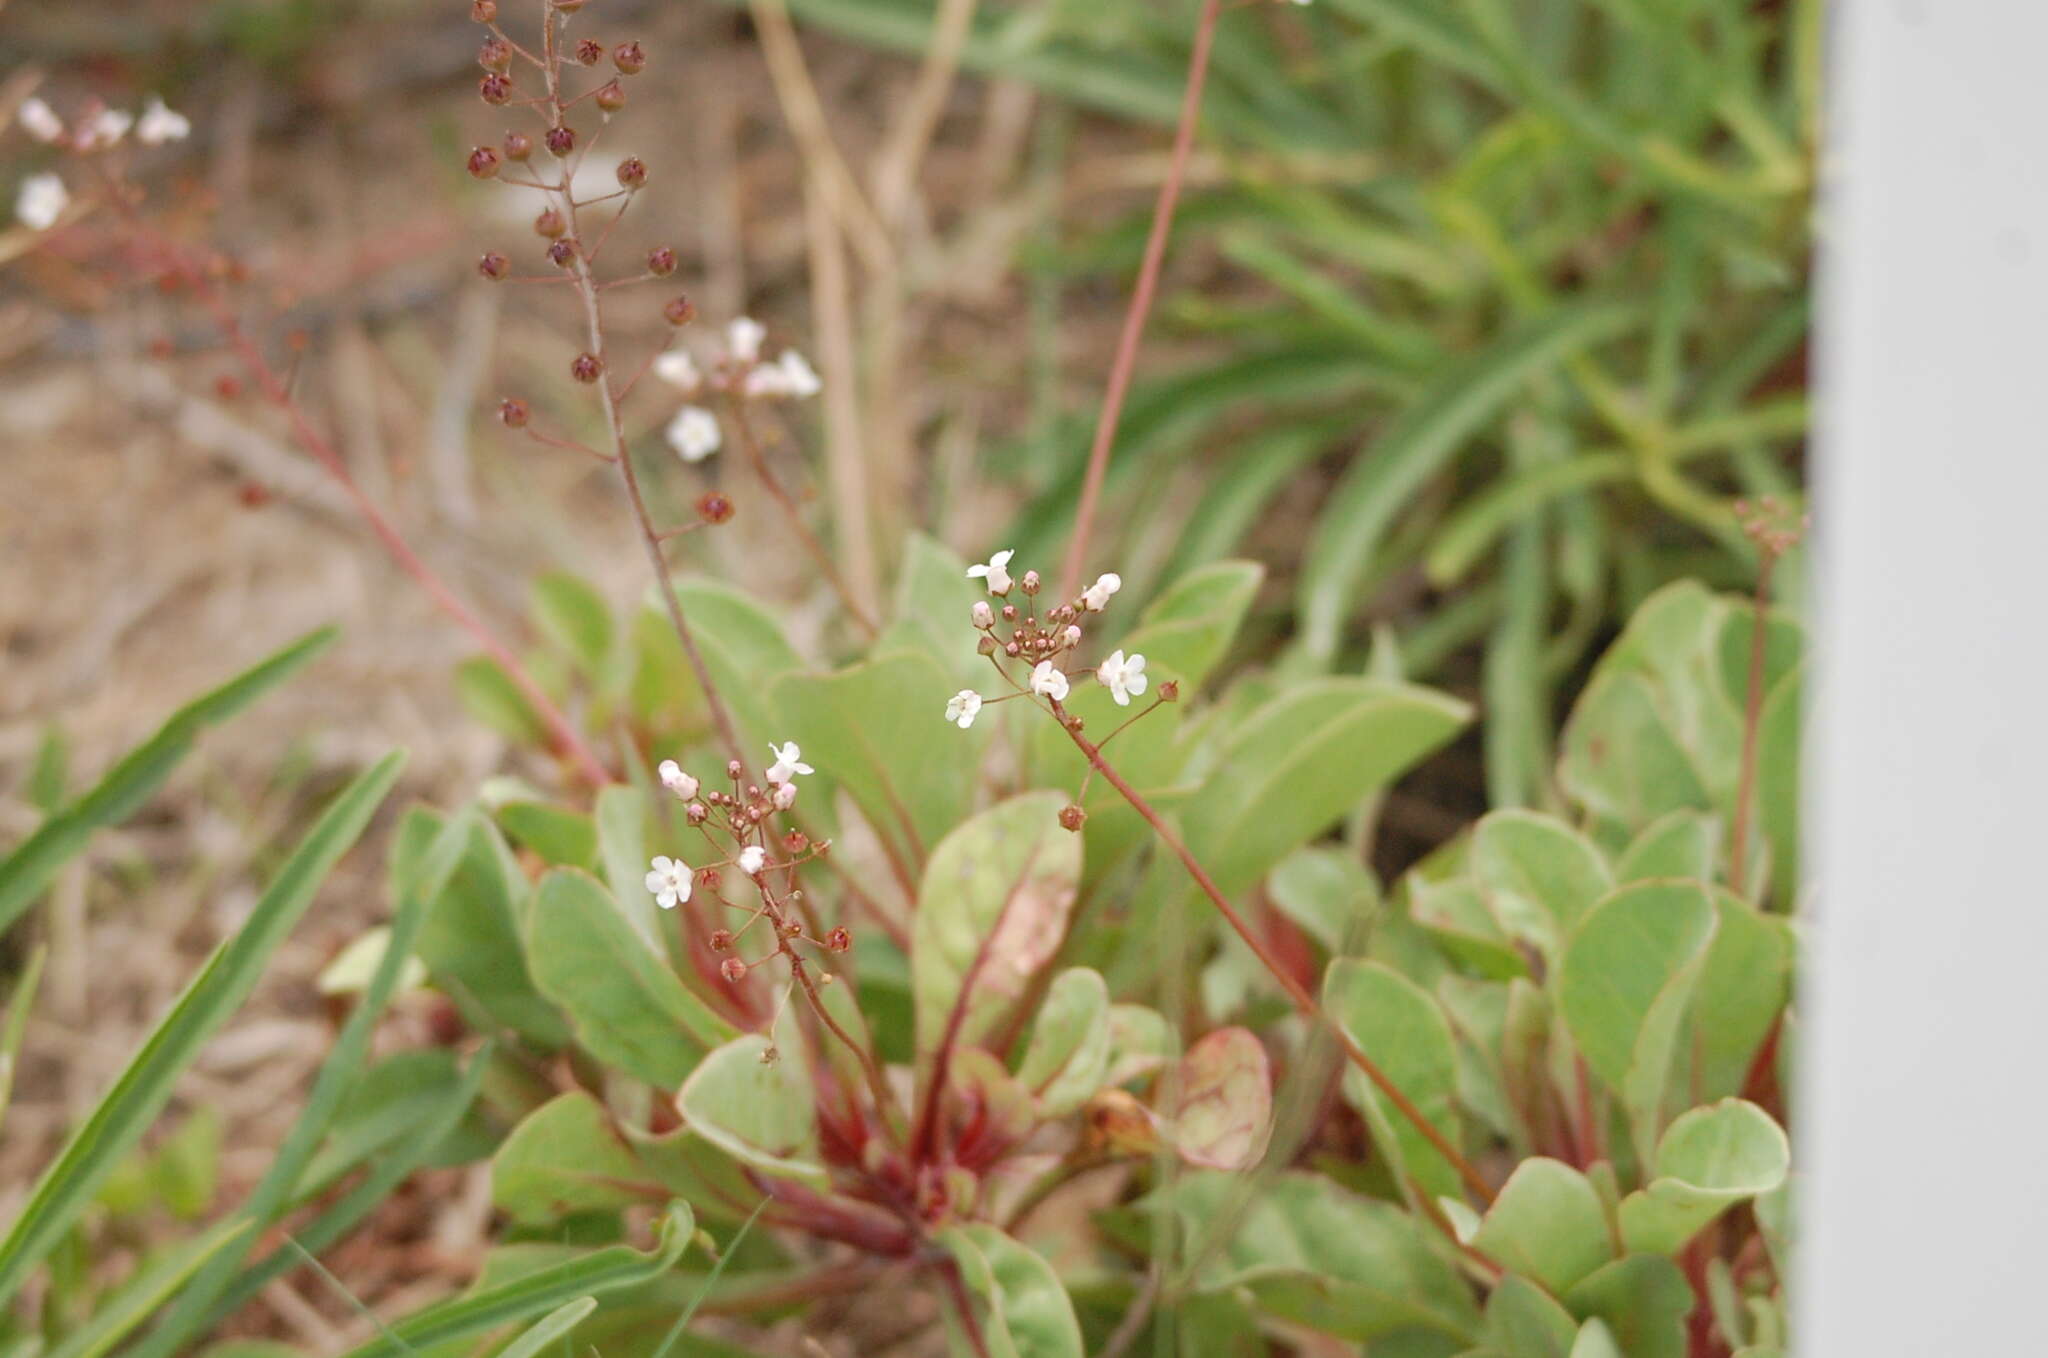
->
[1805, 2, 2048, 1352]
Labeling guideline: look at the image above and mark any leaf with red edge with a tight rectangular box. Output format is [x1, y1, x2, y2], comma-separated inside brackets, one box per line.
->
[1169, 1028, 1273, 1171]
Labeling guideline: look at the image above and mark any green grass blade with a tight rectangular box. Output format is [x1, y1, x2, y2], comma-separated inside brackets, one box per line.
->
[0, 748, 403, 1306]
[42, 1219, 253, 1358]
[130, 812, 473, 1358]
[331, 1204, 695, 1358]
[0, 943, 47, 1139]
[1295, 303, 1634, 663]
[498, 1297, 599, 1358]
[201, 1041, 493, 1331]
[651, 1199, 770, 1358]
[0, 628, 338, 935]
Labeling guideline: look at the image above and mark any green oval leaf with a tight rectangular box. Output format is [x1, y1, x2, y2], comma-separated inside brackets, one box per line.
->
[1324, 958, 1465, 1201]
[674, 1031, 825, 1186]
[1470, 1158, 1616, 1296]
[938, 1224, 1084, 1358]
[1618, 1099, 1790, 1256]
[1015, 968, 1112, 1117]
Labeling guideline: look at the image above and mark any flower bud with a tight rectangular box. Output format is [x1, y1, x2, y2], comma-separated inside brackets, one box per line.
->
[574, 37, 603, 64]
[615, 155, 646, 189]
[478, 73, 512, 105]
[1004, 641, 1021, 657]
[1001, 604, 1018, 621]
[1064, 624, 1082, 646]
[479, 38, 511, 72]
[497, 396, 530, 427]
[826, 926, 852, 953]
[972, 601, 994, 628]
[477, 250, 509, 280]
[544, 124, 575, 157]
[720, 957, 747, 983]
[686, 801, 708, 825]
[785, 830, 808, 852]
[772, 781, 797, 810]
[614, 41, 647, 74]
[977, 634, 998, 655]
[663, 294, 697, 326]
[546, 238, 577, 267]
[595, 80, 627, 113]
[1158, 679, 1181, 702]
[648, 244, 677, 275]
[1058, 803, 1087, 833]
[697, 490, 735, 523]
[471, 0, 497, 22]
[699, 867, 723, 890]
[534, 206, 566, 238]
[503, 129, 533, 160]
[570, 352, 602, 383]
[728, 759, 744, 780]
[709, 929, 734, 952]
[1021, 569, 1041, 595]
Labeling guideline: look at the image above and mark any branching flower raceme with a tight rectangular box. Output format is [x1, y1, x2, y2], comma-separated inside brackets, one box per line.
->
[948, 550, 1173, 827]
[7, 91, 190, 232]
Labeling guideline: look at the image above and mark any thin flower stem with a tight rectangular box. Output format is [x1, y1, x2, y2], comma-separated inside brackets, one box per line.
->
[104, 204, 612, 787]
[939, 1261, 993, 1358]
[1056, 0, 1222, 600]
[538, 6, 745, 765]
[724, 397, 881, 639]
[788, 949, 905, 1143]
[1728, 550, 1778, 891]
[1053, 708, 1497, 1204]
[523, 426, 614, 462]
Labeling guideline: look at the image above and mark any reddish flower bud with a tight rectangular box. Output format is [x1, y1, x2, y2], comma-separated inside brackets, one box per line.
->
[613, 41, 647, 74]
[533, 207, 566, 238]
[503, 129, 532, 161]
[662, 294, 697, 326]
[477, 250, 510, 280]
[615, 155, 646, 189]
[1158, 679, 1181, 702]
[471, 0, 497, 21]
[697, 490, 735, 524]
[727, 759, 744, 779]
[826, 926, 852, 953]
[498, 397, 530, 427]
[1058, 803, 1087, 833]
[686, 801, 708, 825]
[478, 72, 512, 105]
[465, 145, 501, 179]
[1004, 641, 1021, 657]
[720, 957, 747, 983]
[698, 867, 723, 890]
[647, 245, 677, 276]
[709, 928, 734, 952]
[594, 79, 627, 113]
[544, 124, 575, 157]
[479, 38, 511, 72]
[1021, 569, 1041, 595]
[574, 40, 601, 66]
[546, 238, 577, 267]
[977, 634, 998, 656]
[569, 352, 602, 383]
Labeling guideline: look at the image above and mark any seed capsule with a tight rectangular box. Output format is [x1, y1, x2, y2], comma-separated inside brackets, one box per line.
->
[574, 37, 603, 64]
[498, 397, 530, 427]
[569, 352, 602, 383]
[465, 146, 501, 179]
[615, 155, 646, 189]
[534, 207, 566, 238]
[477, 250, 509, 280]
[647, 245, 677, 276]
[478, 73, 512, 105]
[478, 38, 511, 72]
[720, 957, 747, 982]
[503, 130, 533, 161]
[595, 80, 627, 113]
[614, 41, 647, 74]
[544, 125, 575, 157]
[663, 294, 697, 326]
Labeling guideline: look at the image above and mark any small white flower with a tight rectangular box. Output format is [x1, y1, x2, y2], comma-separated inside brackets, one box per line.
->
[971, 600, 994, 628]
[658, 759, 699, 799]
[136, 95, 191, 146]
[1030, 660, 1070, 703]
[765, 741, 813, 784]
[1063, 624, 1082, 647]
[19, 97, 63, 143]
[967, 548, 1015, 596]
[774, 349, 820, 397]
[945, 690, 984, 729]
[741, 350, 819, 401]
[81, 108, 132, 149]
[15, 173, 68, 231]
[1096, 650, 1149, 706]
[737, 844, 767, 875]
[644, 855, 693, 909]
[727, 316, 765, 364]
[653, 349, 703, 394]
[665, 405, 721, 462]
[1080, 572, 1122, 612]
[772, 781, 798, 810]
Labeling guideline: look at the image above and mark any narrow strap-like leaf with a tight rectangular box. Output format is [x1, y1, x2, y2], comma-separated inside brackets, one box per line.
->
[0, 627, 337, 934]
[0, 748, 402, 1306]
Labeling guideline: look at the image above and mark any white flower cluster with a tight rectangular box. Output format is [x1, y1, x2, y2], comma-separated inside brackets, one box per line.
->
[13, 94, 191, 232]
[946, 550, 1153, 732]
[645, 739, 816, 911]
[656, 316, 822, 464]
